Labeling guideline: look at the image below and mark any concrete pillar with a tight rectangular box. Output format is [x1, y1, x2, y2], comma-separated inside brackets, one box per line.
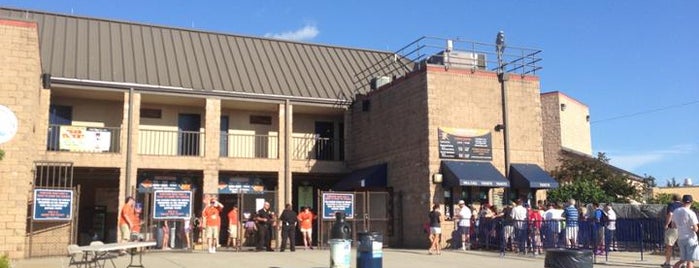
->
[203, 98, 221, 195]
[121, 91, 141, 202]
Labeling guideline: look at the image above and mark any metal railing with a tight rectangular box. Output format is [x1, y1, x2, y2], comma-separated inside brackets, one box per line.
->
[138, 129, 205, 156]
[453, 218, 663, 259]
[353, 36, 542, 96]
[47, 124, 121, 153]
[221, 133, 279, 159]
[292, 136, 343, 161]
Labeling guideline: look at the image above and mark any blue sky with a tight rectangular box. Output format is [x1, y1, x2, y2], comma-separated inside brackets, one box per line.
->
[2, 0, 697, 185]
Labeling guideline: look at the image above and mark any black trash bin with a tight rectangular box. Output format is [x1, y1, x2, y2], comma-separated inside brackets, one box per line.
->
[357, 232, 382, 268]
[544, 248, 593, 268]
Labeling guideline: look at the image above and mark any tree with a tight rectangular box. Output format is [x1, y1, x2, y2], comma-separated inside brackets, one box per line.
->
[547, 152, 643, 204]
[666, 177, 680, 187]
[0, 149, 4, 161]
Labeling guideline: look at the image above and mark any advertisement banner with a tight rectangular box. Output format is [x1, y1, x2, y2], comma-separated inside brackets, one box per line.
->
[153, 190, 192, 220]
[33, 189, 73, 221]
[218, 177, 264, 194]
[137, 176, 194, 193]
[438, 128, 493, 160]
[59, 126, 112, 152]
[322, 193, 354, 219]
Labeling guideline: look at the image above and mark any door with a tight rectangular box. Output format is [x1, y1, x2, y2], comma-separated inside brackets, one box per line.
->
[314, 122, 334, 160]
[47, 105, 72, 150]
[220, 116, 229, 157]
[178, 114, 201, 156]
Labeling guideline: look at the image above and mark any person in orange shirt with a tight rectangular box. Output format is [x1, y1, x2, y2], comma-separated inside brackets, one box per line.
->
[227, 205, 239, 249]
[202, 197, 223, 253]
[297, 206, 316, 250]
[131, 203, 142, 241]
[119, 197, 136, 243]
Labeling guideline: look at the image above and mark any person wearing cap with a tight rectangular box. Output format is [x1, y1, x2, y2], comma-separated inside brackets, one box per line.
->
[455, 200, 471, 251]
[671, 194, 699, 268]
[202, 196, 224, 253]
[663, 194, 683, 268]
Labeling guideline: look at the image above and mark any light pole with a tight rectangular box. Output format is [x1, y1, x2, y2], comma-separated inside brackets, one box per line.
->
[496, 31, 511, 203]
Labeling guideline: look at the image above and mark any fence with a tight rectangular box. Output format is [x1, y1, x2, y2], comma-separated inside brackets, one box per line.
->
[455, 218, 665, 259]
[222, 133, 278, 158]
[47, 124, 121, 153]
[292, 136, 343, 161]
[138, 129, 205, 156]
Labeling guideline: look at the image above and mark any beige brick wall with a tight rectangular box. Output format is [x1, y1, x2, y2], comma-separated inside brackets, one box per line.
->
[540, 92, 592, 172]
[349, 71, 430, 247]
[0, 20, 48, 259]
[541, 93, 563, 172]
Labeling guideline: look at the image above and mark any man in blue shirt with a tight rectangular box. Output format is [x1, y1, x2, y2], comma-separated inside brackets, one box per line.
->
[562, 198, 579, 248]
[593, 202, 606, 255]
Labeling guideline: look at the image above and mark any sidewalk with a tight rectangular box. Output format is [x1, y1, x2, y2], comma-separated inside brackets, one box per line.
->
[14, 247, 666, 268]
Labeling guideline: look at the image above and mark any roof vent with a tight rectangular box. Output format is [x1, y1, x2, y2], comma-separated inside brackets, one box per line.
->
[427, 50, 487, 70]
[370, 76, 392, 90]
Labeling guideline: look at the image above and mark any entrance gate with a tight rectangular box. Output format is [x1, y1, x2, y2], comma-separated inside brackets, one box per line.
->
[206, 191, 277, 248]
[27, 161, 79, 257]
[318, 190, 393, 248]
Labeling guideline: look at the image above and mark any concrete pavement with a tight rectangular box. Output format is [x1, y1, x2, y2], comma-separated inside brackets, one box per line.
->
[15, 247, 666, 268]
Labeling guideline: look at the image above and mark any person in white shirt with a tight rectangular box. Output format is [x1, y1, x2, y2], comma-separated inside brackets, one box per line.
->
[543, 203, 564, 248]
[604, 203, 617, 251]
[511, 199, 528, 254]
[455, 200, 472, 251]
[672, 195, 699, 268]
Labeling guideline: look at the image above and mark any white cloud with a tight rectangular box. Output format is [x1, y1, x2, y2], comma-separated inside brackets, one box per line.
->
[607, 143, 697, 171]
[264, 25, 319, 41]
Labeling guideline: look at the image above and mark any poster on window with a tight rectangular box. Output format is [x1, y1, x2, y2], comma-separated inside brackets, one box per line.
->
[59, 126, 112, 152]
[438, 128, 492, 160]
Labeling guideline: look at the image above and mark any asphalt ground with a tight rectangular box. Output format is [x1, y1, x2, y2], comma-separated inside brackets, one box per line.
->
[15, 247, 667, 268]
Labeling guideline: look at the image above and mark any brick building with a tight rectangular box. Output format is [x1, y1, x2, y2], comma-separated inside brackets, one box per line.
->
[0, 7, 571, 257]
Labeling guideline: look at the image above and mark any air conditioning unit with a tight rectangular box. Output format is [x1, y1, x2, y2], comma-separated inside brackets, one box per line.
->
[370, 76, 392, 90]
[427, 50, 487, 70]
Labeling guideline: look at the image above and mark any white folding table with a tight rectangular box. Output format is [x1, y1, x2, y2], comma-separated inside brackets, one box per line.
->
[79, 241, 157, 268]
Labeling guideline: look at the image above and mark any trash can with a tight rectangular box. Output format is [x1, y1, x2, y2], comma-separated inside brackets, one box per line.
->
[544, 248, 593, 268]
[154, 226, 164, 249]
[357, 232, 382, 268]
[329, 239, 351, 268]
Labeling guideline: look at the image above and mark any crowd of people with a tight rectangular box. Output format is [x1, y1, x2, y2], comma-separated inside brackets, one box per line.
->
[117, 195, 318, 254]
[426, 198, 619, 257]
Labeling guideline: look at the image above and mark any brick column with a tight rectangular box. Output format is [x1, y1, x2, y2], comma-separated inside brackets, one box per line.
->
[0, 19, 44, 259]
[203, 98, 221, 195]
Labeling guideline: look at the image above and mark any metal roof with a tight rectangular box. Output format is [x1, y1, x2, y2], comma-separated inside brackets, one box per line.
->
[0, 7, 410, 104]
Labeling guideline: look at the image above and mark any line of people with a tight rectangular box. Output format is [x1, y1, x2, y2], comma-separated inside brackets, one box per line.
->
[426, 198, 619, 256]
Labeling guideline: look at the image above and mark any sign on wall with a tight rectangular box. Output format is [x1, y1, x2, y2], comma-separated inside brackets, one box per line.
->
[59, 126, 112, 152]
[218, 177, 264, 194]
[33, 189, 73, 221]
[322, 193, 354, 219]
[153, 190, 192, 220]
[137, 176, 194, 193]
[438, 128, 493, 160]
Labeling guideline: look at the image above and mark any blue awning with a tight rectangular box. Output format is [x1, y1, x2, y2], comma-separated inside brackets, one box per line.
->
[333, 163, 387, 191]
[510, 163, 559, 189]
[442, 161, 509, 187]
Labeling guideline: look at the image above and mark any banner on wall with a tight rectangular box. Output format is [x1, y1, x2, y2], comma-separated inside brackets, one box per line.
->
[218, 177, 264, 194]
[59, 126, 112, 152]
[322, 193, 354, 219]
[153, 190, 192, 219]
[33, 189, 73, 221]
[438, 128, 493, 160]
[137, 176, 194, 193]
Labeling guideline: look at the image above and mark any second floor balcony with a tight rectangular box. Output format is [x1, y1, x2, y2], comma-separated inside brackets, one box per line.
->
[138, 129, 205, 156]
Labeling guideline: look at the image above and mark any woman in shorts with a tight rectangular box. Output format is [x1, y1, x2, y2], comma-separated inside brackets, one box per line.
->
[297, 207, 316, 250]
[428, 204, 442, 255]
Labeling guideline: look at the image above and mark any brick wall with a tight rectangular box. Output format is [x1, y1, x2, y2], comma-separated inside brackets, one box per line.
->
[0, 19, 48, 259]
[540, 93, 563, 172]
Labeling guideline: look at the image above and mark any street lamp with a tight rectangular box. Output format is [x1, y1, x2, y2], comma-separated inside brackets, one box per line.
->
[496, 31, 511, 202]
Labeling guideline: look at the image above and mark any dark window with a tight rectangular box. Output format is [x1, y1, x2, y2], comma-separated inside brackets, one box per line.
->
[250, 115, 272, 125]
[178, 114, 201, 156]
[140, 108, 162, 119]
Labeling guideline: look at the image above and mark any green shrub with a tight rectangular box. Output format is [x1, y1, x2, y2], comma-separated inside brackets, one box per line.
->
[0, 254, 9, 268]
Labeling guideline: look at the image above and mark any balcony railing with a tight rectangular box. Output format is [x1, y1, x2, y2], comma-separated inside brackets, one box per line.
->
[292, 136, 343, 161]
[47, 124, 121, 153]
[221, 133, 278, 159]
[138, 129, 205, 156]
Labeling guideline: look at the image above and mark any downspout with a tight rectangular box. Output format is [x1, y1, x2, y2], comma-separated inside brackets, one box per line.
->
[125, 87, 134, 198]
